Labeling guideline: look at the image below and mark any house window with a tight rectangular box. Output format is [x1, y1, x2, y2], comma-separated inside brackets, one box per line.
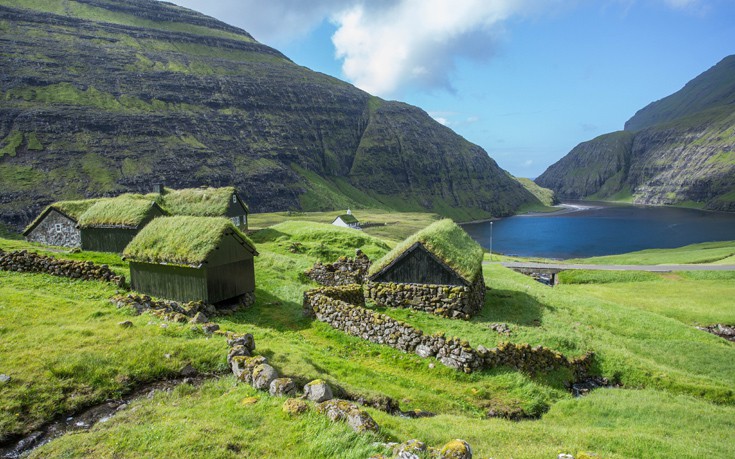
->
[232, 195, 237, 204]
[242, 214, 247, 225]
[231, 216, 240, 226]
[54, 223, 63, 233]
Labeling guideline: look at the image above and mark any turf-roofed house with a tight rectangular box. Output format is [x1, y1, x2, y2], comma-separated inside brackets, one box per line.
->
[123, 217, 258, 305]
[160, 186, 249, 230]
[366, 219, 486, 320]
[331, 209, 361, 229]
[22, 199, 103, 248]
[78, 196, 166, 253]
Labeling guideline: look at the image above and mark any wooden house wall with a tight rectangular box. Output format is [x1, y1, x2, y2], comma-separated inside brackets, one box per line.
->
[372, 246, 466, 286]
[130, 262, 208, 303]
[205, 259, 255, 304]
[81, 228, 138, 253]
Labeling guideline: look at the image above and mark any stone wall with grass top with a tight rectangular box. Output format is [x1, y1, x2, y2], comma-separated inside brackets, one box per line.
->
[305, 250, 371, 287]
[0, 249, 125, 286]
[304, 285, 593, 377]
[365, 276, 485, 320]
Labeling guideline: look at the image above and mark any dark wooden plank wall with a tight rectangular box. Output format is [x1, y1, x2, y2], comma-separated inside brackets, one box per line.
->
[373, 246, 465, 286]
[130, 262, 208, 303]
[205, 259, 255, 304]
[81, 228, 138, 253]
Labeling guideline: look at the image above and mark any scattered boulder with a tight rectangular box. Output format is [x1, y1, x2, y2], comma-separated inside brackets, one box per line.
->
[179, 364, 197, 377]
[317, 399, 379, 433]
[394, 439, 426, 457]
[0, 374, 10, 384]
[439, 439, 472, 459]
[252, 364, 278, 390]
[282, 398, 309, 416]
[269, 378, 298, 397]
[202, 323, 219, 334]
[118, 320, 133, 328]
[303, 379, 333, 403]
[189, 312, 208, 324]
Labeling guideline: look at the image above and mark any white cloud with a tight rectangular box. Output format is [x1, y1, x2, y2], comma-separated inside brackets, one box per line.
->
[523, 159, 534, 167]
[331, 0, 550, 96]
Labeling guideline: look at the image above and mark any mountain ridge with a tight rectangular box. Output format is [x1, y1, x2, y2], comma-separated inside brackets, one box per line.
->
[0, 0, 539, 229]
[536, 55, 735, 211]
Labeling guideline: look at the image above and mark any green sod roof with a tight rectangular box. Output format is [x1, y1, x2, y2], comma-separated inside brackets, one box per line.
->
[23, 198, 105, 234]
[368, 219, 484, 283]
[77, 196, 162, 229]
[123, 216, 256, 266]
[334, 214, 359, 224]
[160, 186, 247, 217]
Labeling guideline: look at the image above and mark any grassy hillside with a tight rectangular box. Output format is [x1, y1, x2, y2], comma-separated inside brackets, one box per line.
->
[1, 223, 734, 457]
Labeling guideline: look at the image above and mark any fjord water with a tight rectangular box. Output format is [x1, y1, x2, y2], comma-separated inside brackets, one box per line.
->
[462, 203, 735, 259]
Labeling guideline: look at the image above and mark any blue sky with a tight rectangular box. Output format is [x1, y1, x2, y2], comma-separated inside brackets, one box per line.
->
[167, 0, 735, 178]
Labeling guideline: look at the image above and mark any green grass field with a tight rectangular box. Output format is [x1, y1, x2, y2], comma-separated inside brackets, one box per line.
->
[0, 222, 733, 458]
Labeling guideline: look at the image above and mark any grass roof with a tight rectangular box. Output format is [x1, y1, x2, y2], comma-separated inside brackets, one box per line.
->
[368, 219, 484, 283]
[23, 199, 106, 233]
[78, 197, 161, 228]
[335, 214, 359, 224]
[123, 216, 256, 266]
[160, 186, 247, 217]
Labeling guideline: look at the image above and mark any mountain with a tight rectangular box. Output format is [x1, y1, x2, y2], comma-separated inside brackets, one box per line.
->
[0, 0, 538, 230]
[536, 56, 735, 211]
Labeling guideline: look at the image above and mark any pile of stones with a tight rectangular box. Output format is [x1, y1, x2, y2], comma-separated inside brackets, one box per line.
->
[697, 323, 735, 342]
[305, 249, 372, 286]
[370, 438, 474, 459]
[111, 293, 220, 333]
[0, 249, 125, 286]
[305, 287, 594, 377]
[225, 332, 380, 434]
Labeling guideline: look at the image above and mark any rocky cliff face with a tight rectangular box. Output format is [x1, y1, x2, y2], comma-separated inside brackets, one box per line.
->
[536, 56, 735, 211]
[0, 0, 538, 229]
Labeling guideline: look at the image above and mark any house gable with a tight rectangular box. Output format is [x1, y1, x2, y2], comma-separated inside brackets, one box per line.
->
[370, 242, 467, 286]
[24, 208, 81, 248]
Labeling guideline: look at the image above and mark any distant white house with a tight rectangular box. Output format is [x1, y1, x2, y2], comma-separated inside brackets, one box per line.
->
[332, 209, 361, 229]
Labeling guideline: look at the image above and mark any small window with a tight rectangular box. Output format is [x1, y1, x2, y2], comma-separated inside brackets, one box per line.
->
[54, 223, 63, 233]
[231, 216, 240, 226]
[242, 214, 247, 225]
[232, 195, 237, 204]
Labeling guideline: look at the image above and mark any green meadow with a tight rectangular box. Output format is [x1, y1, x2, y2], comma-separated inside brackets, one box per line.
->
[0, 219, 733, 458]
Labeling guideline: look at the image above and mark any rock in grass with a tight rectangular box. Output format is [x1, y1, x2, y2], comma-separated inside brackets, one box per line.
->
[118, 320, 133, 328]
[303, 379, 332, 402]
[576, 453, 601, 459]
[180, 363, 197, 377]
[189, 312, 208, 324]
[202, 323, 219, 334]
[439, 439, 472, 459]
[394, 439, 426, 457]
[282, 398, 309, 416]
[252, 364, 278, 390]
[0, 374, 10, 384]
[269, 378, 297, 397]
[317, 400, 379, 433]
[558, 454, 575, 459]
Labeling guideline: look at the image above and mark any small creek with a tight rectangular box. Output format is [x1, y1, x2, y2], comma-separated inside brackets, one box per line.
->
[0, 375, 216, 459]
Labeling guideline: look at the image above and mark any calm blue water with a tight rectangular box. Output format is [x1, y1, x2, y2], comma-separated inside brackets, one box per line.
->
[461, 203, 735, 259]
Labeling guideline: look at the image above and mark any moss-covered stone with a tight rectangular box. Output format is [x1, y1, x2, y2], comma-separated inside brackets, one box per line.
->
[439, 439, 472, 459]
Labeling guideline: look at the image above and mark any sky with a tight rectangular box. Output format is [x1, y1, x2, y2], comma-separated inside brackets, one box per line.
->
[165, 0, 735, 178]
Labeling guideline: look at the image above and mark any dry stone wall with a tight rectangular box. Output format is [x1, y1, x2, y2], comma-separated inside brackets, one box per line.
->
[366, 276, 485, 320]
[305, 250, 371, 286]
[0, 249, 125, 286]
[305, 285, 593, 377]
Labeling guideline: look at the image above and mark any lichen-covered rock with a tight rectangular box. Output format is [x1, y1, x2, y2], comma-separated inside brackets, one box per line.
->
[227, 345, 252, 365]
[269, 378, 297, 397]
[227, 333, 256, 352]
[439, 439, 472, 459]
[282, 398, 309, 416]
[303, 379, 333, 402]
[317, 399, 379, 433]
[202, 323, 219, 334]
[118, 320, 133, 328]
[252, 364, 278, 390]
[179, 363, 197, 377]
[394, 439, 426, 457]
[190, 311, 208, 324]
[231, 355, 268, 383]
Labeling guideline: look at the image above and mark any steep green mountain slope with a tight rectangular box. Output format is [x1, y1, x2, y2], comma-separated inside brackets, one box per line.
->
[0, 0, 538, 229]
[536, 56, 735, 211]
